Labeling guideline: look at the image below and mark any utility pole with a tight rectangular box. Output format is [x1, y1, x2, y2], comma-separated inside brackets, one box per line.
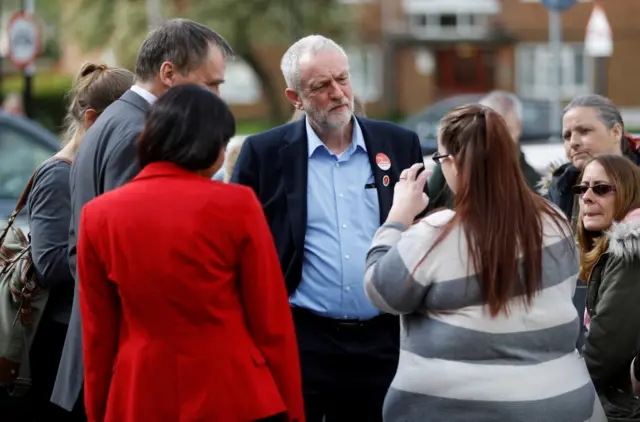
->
[22, 0, 34, 119]
[541, 0, 577, 140]
[548, 9, 562, 140]
[0, 0, 4, 97]
[146, 0, 163, 32]
[584, 2, 612, 97]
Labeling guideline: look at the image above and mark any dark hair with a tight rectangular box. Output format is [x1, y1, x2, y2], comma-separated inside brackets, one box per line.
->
[135, 18, 233, 82]
[137, 84, 236, 170]
[421, 104, 569, 316]
[577, 154, 640, 279]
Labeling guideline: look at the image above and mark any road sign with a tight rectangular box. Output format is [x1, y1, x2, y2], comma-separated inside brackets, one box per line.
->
[585, 4, 612, 57]
[6, 11, 41, 69]
[541, 0, 577, 12]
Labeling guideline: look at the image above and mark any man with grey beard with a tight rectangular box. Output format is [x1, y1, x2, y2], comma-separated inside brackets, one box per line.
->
[231, 35, 425, 422]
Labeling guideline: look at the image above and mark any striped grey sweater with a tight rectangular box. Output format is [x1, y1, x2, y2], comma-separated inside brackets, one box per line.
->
[364, 209, 606, 422]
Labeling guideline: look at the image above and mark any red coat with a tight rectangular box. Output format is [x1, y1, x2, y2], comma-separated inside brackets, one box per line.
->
[77, 162, 304, 422]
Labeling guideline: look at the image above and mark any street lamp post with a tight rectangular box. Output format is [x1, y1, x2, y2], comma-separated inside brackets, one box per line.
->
[22, 0, 34, 119]
[146, 0, 163, 31]
[541, 0, 577, 140]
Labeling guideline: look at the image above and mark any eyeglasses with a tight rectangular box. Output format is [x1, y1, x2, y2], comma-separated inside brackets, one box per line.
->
[572, 184, 616, 197]
[432, 152, 451, 164]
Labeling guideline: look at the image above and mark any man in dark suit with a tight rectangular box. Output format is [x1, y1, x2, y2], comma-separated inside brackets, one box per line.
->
[50, 19, 233, 415]
[231, 35, 424, 422]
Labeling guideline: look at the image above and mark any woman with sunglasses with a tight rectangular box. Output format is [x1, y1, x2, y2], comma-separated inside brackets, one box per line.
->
[576, 154, 640, 420]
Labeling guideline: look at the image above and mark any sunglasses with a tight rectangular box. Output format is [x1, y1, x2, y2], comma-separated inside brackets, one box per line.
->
[572, 184, 616, 197]
[432, 152, 451, 164]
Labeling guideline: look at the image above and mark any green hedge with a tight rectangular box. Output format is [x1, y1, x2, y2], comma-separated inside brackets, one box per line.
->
[1, 73, 286, 135]
[1, 74, 72, 135]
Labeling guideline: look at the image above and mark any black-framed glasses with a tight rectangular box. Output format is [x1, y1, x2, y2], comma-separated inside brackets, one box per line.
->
[572, 184, 616, 197]
[432, 152, 451, 164]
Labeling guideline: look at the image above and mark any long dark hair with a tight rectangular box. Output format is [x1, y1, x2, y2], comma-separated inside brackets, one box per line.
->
[423, 104, 569, 316]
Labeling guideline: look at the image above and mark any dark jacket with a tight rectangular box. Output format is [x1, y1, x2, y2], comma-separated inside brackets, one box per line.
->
[51, 90, 150, 411]
[27, 158, 74, 324]
[540, 145, 640, 353]
[230, 117, 424, 295]
[427, 150, 542, 211]
[583, 209, 640, 419]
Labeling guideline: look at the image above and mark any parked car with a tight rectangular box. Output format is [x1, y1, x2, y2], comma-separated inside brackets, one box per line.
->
[0, 113, 61, 232]
[401, 94, 567, 174]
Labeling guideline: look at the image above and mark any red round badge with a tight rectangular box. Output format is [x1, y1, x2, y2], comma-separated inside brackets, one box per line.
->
[375, 153, 391, 171]
[382, 175, 390, 187]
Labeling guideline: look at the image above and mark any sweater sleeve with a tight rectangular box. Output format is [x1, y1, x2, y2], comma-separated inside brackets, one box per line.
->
[28, 160, 74, 288]
[364, 221, 434, 315]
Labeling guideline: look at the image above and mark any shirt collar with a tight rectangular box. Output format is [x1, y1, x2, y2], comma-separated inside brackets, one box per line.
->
[130, 85, 158, 105]
[305, 116, 366, 158]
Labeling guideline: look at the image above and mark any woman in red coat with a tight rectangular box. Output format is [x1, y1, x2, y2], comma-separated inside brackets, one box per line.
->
[76, 84, 304, 422]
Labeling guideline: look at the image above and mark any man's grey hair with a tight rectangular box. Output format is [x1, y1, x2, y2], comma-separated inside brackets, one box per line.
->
[280, 35, 348, 92]
[135, 18, 233, 82]
[479, 90, 523, 122]
[564, 94, 625, 132]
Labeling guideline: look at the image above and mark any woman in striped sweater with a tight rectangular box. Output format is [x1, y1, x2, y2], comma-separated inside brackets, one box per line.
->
[364, 104, 606, 422]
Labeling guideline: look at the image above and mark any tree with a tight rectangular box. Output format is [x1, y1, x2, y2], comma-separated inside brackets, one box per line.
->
[59, 0, 355, 122]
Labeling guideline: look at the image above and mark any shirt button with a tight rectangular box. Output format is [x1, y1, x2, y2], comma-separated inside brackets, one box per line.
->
[342, 224, 347, 229]
[339, 193, 344, 198]
[335, 162, 340, 168]
[345, 286, 351, 292]
[345, 254, 350, 260]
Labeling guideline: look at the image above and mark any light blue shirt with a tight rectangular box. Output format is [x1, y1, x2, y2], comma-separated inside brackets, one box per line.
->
[289, 118, 382, 320]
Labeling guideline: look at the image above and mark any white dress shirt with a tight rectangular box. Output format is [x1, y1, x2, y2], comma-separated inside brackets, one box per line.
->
[130, 85, 158, 105]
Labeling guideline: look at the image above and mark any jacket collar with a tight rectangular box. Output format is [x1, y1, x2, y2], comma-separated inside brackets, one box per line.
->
[134, 161, 205, 181]
[119, 89, 152, 114]
[607, 208, 640, 262]
[305, 117, 367, 158]
[279, 116, 394, 252]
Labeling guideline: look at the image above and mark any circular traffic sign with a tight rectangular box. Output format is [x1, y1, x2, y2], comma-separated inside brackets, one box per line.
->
[6, 11, 41, 69]
[541, 0, 577, 12]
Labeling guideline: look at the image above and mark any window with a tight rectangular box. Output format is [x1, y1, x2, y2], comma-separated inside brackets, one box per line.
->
[345, 46, 382, 102]
[516, 43, 591, 100]
[0, 124, 54, 200]
[407, 12, 491, 39]
[439, 14, 457, 27]
[520, 0, 590, 3]
[219, 58, 262, 104]
[403, 0, 500, 14]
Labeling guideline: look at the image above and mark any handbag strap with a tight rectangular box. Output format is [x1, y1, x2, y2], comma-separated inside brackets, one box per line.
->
[0, 157, 71, 247]
[1, 156, 71, 397]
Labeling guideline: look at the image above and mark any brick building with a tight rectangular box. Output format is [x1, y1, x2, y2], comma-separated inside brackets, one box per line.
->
[56, 0, 640, 122]
[224, 0, 640, 121]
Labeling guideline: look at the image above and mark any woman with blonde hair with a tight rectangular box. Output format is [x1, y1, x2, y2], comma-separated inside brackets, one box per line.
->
[27, 62, 133, 421]
[575, 154, 640, 420]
